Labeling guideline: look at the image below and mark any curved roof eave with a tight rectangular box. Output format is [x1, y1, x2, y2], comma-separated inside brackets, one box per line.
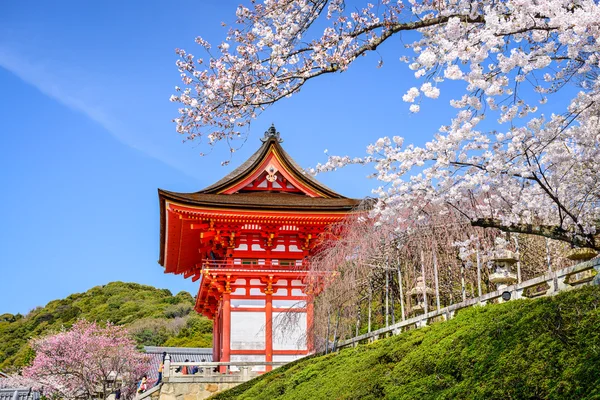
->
[199, 136, 345, 199]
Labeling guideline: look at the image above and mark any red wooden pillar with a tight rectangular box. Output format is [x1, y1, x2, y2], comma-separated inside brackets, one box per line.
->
[218, 314, 223, 360]
[213, 316, 220, 362]
[221, 292, 231, 373]
[307, 299, 314, 353]
[265, 292, 273, 371]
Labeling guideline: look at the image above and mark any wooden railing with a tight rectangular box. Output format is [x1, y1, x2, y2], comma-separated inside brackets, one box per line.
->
[335, 258, 600, 350]
[199, 259, 306, 270]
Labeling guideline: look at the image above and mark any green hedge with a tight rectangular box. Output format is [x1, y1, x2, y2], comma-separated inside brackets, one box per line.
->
[214, 286, 600, 400]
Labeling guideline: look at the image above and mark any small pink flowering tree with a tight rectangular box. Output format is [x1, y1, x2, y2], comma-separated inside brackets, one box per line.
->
[23, 320, 150, 400]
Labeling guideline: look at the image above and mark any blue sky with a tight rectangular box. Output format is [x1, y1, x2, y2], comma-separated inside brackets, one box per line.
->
[0, 0, 435, 315]
[0, 1, 570, 314]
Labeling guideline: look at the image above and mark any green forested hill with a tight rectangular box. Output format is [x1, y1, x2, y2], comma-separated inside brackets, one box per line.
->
[215, 286, 600, 400]
[0, 282, 212, 371]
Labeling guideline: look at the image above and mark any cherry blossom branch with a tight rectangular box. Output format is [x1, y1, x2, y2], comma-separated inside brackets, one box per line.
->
[471, 218, 598, 250]
[172, 0, 600, 249]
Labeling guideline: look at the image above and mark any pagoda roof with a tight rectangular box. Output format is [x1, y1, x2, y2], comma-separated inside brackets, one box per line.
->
[159, 125, 364, 209]
[199, 125, 345, 198]
[158, 125, 367, 267]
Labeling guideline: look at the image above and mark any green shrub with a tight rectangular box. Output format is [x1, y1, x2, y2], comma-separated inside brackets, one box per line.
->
[164, 303, 193, 319]
[163, 315, 212, 348]
[0, 314, 16, 323]
[214, 286, 600, 400]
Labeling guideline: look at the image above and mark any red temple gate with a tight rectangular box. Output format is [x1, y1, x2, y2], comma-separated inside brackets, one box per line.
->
[158, 126, 362, 368]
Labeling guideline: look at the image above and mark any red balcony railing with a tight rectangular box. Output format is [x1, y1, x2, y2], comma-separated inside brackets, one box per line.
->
[199, 258, 307, 270]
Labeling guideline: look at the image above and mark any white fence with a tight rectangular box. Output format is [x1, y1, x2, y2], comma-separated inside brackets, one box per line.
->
[335, 258, 599, 349]
[162, 359, 287, 383]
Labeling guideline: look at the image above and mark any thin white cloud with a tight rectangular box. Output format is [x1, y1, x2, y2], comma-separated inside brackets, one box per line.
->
[0, 46, 194, 175]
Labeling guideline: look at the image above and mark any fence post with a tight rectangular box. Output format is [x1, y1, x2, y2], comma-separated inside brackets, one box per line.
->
[476, 248, 482, 299]
[397, 257, 406, 321]
[368, 285, 372, 333]
[545, 238, 552, 273]
[432, 250, 441, 311]
[164, 354, 171, 378]
[420, 250, 429, 315]
[385, 268, 390, 327]
[513, 235, 522, 283]
[241, 366, 250, 380]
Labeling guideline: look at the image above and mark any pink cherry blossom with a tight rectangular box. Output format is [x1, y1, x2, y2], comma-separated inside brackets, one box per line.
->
[22, 320, 150, 400]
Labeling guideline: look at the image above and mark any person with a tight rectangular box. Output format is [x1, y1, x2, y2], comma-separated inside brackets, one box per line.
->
[189, 360, 198, 375]
[156, 352, 167, 386]
[114, 388, 121, 399]
[137, 375, 148, 394]
[182, 359, 189, 375]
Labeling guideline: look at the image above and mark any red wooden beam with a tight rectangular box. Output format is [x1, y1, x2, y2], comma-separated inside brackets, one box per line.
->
[190, 222, 210, 230]
[164, 208, 183, 274]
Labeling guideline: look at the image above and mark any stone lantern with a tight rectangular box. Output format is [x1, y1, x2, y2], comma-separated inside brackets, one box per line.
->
[564, 247, 598, 286]
[564, 247, 598, 262]
[487, 249, 518, 293]
[408, 276, 434, 316]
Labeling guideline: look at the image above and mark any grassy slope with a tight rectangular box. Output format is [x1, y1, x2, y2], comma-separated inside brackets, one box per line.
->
[0, 281, 212, 371]
[215, 286, 600, 400]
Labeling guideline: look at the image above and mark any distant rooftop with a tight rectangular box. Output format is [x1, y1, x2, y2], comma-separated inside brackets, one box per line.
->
[0, 389, 40, 400]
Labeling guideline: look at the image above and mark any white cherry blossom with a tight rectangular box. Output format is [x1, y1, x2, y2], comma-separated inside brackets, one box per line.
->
[172, 0, 600, 250]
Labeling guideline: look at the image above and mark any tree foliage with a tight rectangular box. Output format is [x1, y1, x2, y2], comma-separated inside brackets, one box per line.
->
[162, 315, 213, 348]
[0, 282, 211, 371]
